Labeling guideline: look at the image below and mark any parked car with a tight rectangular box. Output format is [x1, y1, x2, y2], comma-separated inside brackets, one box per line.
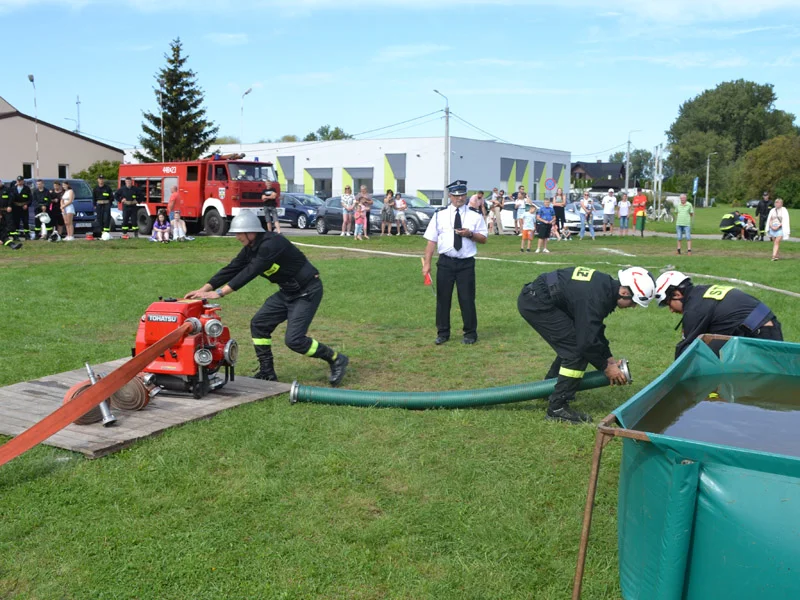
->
[315, 194, 433, 235]
[746, 199, 761, 209]
[500, 199, 543, 231]
[26, 178, 95, 235]
[564, 201, 604, 233]
[111, 206, 123, 231]
[277, 193, 321, 229]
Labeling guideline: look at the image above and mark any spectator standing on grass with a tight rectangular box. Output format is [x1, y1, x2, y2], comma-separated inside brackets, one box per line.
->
[422, 180, 488, 346]
[91, 175, 114, 240]
[514, 191, 528, 236]
[617, 193, 630, 236]
[632, 188, 647, 238]
[552, 188, 567, 236]
[675, 193, 694, 255]
[10, 176, 32, 240]
[0, 180, 23, 249]
[357, 186, 373, 239]
[579, 191, 595, 240]
[380, 189, 395, 236]
[394, 193, 410, 235]
[32, 179, 53, 240]
[536, 197, 556, 254]
[262, 188, 281, 234]
[340, 186, 355, 236]
[490, 190, 505, 235]
[167, 185, 182, 221]
[50, 181, 65, 238]
[353, 201, 366, 241]
[755, 191, 773, 241]
[766, 198, 791, 261]
[602, 189, 617, 236]
[61, 180, 75, 241]
[468, 191, 487, 221]
[521, 204, 536, 252]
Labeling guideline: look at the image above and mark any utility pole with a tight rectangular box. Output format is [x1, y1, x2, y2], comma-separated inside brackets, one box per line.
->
[76, 95, 81, 134]
[624, 129, 641, 196]
[705, 152, 718, 208]
[240, 87, 252, 152]
[27, 74, 39, 178]
[434, 89, 450, 205]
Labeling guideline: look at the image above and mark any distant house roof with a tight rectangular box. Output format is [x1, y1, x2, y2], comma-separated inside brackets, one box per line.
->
[571, 161, 625, 181]
[0, 96, 123, 154]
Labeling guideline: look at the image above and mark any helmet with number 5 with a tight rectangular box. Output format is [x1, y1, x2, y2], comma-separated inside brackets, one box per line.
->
[654, 271, 692, 307]
[618, 267, 656, 308]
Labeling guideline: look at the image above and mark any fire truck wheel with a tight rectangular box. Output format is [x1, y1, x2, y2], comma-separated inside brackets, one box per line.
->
[203, 209, 229, 236]
[137, 208, 153, 235]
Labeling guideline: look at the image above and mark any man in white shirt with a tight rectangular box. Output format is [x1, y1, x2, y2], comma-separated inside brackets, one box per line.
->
[602, 189, 617, 236]
[422, 180, 488, 345]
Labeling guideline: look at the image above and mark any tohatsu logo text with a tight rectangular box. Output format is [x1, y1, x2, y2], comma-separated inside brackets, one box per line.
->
[147, 314, 179, 323]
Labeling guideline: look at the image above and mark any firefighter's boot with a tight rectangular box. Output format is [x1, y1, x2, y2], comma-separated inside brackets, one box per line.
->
[544, 374, 591, 424]
[311, 343, 349, 387]
[253, 345, 278, 381]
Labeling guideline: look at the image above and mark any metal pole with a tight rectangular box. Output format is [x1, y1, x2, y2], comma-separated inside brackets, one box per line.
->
[28, 75, 39, 178]
[76, 95, 81, 134]
[240, 87, 252, 152]
[625, 130, 641, 196]
[704, 152, 717, 208]
[434, 90, 450, 205]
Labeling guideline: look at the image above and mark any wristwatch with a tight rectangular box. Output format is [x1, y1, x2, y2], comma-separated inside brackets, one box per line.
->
[215, 288, 225, 297]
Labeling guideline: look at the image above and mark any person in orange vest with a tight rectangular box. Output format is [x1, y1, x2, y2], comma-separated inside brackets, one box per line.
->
[632, 188, 648, 237]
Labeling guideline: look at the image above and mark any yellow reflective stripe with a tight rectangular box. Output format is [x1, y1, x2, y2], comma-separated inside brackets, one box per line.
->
[305, 339, 319, 357]
[571, 267, 595, 282]
[702, 285, 733, 301]
[3, 240, 11, 246]
[252, 338, 272, 346]
[559, 367, 585, 379]
[263, 263, 280, 277]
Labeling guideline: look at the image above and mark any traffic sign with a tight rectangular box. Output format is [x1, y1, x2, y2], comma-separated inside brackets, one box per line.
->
[545, 178, 557, 191]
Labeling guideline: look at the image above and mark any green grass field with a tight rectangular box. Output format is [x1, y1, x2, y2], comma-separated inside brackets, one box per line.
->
[1, 234, 797, 599]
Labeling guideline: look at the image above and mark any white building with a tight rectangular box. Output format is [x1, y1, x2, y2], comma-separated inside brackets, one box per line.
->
[0, 97, 123, 180]
[126, 136, 571, 205]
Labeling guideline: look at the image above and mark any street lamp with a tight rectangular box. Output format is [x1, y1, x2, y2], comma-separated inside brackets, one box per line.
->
[240, 87, 252, 152]
[624, 129, 641, 195]
[704, 152, 718, 208]
[27, 74, 39, 178]
[156, 78, 165, 162]
[433, 89, 450, 205]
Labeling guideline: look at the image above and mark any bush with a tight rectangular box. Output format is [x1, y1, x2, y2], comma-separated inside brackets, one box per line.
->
[775, 173, 800, 208]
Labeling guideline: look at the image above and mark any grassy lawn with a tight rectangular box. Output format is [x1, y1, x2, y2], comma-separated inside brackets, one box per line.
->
[1, 234, 797, 599]
[645, 204, 800, 235]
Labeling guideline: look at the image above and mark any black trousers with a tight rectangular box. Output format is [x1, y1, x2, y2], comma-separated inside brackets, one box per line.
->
[250, 278, 323, 354]
[554, 206, 566, 230]
[758, 215, 768, 238]
[436, 255, 477, 338]
[94, 202, 112, 234]
[121, 204, 138, 232]
[517, 280, 592, 407]
[10, 204, 28, 236]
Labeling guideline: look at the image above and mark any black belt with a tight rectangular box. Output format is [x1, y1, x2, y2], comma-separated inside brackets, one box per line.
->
[440, 254, 474, 261]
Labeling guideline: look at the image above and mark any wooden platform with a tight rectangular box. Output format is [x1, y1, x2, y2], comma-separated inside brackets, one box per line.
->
[0, 359, 290, 459]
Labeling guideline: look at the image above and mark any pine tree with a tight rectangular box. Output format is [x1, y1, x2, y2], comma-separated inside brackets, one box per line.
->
[136, 38, 219, 162]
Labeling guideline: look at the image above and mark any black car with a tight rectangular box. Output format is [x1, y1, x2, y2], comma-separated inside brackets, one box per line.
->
[277, 193, 321, 229]
[26, 178, 95, 236]
[745, 199, 761, 209]
[315, 194, 434, 235]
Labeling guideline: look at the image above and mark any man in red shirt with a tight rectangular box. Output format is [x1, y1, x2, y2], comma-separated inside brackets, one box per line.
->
[632, 188, 648, 238]
[167, 185, 181, 220]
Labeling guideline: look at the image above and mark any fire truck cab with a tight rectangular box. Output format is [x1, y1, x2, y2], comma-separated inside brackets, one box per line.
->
[118, 156, 280, 236]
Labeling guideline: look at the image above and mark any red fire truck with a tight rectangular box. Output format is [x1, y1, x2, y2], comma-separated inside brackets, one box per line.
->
[118, 155, 280, 236]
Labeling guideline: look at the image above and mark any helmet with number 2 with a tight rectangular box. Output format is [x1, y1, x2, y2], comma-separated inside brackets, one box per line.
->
[618, 267, 656, 308]
[654, 271, 692, 307]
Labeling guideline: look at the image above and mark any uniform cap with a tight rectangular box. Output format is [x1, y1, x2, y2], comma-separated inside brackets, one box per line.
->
[16, 176, 24, 181]
[447, 180, 468, 196]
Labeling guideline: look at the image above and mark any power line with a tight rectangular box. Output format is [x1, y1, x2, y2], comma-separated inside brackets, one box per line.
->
[571, 142, 628, 158]
[79, 131, 138, 148]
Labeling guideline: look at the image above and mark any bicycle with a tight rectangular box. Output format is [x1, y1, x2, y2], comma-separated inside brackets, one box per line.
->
[646, 205, 674, 223]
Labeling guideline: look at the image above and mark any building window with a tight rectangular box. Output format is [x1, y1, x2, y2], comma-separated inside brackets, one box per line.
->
[187, 166, 198, 181]
[58, 164, 69, 179]
[22, 163, 33, 179]
[397, 179, 406, 193]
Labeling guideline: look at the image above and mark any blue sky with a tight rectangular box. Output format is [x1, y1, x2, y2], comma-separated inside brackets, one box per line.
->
[2, 0, 800, 161]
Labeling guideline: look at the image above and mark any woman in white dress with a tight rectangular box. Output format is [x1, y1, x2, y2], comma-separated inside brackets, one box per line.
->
[766, 198, 791, 261]
[61, 181, 75, 240]
[340, 186, 355, 236]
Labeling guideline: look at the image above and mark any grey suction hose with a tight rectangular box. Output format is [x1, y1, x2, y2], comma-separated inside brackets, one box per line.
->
[290, 360, 631, 409]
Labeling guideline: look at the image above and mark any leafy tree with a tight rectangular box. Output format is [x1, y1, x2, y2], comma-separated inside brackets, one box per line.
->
[136, 38, 219, 162]
[73, 160, 122, 189]
[303, 125, 352, 141]
[738, 134, 800, 207]
[609, 149, 653, 186]
[667, 130, 736, 198]
[213, 135, 241, 144]
[277, 134, 299, 142]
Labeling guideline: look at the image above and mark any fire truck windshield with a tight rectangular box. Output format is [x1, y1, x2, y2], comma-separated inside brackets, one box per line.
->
[228, 163, 277, 182]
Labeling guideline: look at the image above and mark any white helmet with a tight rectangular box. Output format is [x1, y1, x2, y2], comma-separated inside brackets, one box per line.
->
[37, 212, 51, 224]
[101, 231, 112, 241]
[618, 267, 656, 308]
[654, 271, 691, 307]
[48, 231, 62, 242]
[228, 210, 265, 234]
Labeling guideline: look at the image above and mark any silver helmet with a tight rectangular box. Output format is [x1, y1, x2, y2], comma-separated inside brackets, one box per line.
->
[228, 210, 265, 234]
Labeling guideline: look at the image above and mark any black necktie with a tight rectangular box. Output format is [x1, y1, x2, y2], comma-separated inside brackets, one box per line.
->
[453, 208, 462, 251]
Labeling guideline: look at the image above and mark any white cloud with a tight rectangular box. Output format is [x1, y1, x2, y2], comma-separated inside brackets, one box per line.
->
[205, 33, 248, 46]
[373, 43, 449, 62]
[614, 52, 750, 69]
[769, 49, 800, 67]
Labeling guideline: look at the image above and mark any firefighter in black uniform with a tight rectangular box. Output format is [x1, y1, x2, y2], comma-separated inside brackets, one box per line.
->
[517, 266, 655, 424]
[9, 176, 32, 240]
[0, 180, 23, 250]
[118, 177, 142, 238]
[32, 179, 53, 239]
[92, 174, 115, 239]
[654, 270, 783, 358]
[184, 211, 349, 386]
[755, 191, 773, 241]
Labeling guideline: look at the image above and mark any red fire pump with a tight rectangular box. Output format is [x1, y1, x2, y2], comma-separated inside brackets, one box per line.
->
[134, 298, 238, 398]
